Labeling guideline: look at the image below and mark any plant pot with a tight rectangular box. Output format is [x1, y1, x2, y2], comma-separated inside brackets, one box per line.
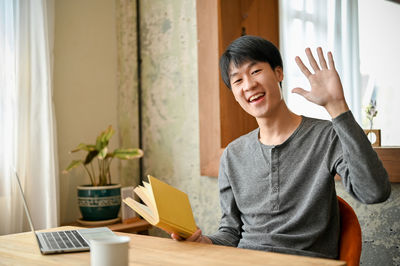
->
[77, 184, 121, 221]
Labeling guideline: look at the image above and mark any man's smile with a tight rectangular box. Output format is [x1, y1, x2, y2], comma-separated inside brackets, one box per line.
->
[248, 92, 265, 103]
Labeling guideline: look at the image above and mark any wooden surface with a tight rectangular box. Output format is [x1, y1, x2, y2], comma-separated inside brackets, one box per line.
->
[197, 0, 279, 177]
[219, 0, 278, 148]
[197, 0, 222, 177]
[0, 226, 346, 266]
[66, 217, 152, 233]
[375, 146, 400, 182]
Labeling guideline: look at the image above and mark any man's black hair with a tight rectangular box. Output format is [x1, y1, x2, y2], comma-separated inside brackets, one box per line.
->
[219, 35, 283, 89]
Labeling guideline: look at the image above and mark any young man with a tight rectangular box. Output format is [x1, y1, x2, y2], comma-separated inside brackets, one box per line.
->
[172, 35, 391, 259]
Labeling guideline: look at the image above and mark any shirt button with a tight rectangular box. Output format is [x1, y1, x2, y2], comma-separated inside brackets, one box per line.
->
[271, 166, 277, 172]
[272, 186, 278, 193]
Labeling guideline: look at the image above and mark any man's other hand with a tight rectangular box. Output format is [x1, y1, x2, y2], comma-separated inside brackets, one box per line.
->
[292, 47, 349, 118]
[171, 228, 212, 244]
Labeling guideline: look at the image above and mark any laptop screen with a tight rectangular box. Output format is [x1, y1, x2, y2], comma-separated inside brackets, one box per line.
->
[14, 171, 37, 234]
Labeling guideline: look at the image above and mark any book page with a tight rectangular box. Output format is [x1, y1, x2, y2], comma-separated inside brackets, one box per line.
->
[122, 197, 157, 224]
[143, 182, 156, 207]
[134, 202, 154, 220]
[133, 186, 159, 221]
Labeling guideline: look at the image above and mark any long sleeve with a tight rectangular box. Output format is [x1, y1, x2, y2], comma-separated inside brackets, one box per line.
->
[207, 149, 242, 246]
[329, 111, 391, 203]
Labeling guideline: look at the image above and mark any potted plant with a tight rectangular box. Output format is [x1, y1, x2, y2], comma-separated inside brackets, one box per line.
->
[63, 125, 143, 221]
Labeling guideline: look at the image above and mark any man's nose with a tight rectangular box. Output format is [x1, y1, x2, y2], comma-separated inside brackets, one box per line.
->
[243, 76, 256, 91]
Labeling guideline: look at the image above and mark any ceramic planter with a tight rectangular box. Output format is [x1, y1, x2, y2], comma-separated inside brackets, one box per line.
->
[77, 184, 121, 221]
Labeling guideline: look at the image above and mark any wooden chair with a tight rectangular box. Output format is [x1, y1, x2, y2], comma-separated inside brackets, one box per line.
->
[337, 196, 362, 266]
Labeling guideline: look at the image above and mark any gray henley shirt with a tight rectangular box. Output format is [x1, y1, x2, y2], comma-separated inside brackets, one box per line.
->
[208, 111, 391, 259]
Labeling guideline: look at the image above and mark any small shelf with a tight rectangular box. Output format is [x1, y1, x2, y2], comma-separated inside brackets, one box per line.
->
[66, 217, 152, 233]
[374, 146, 400, 183]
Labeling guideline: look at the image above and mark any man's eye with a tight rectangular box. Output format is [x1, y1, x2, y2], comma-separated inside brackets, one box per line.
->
[233, 79, 242, 84]
[251, 69, 261, 75]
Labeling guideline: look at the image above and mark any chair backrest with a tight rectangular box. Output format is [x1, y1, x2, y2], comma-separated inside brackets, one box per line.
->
[337, 196, 362, 266]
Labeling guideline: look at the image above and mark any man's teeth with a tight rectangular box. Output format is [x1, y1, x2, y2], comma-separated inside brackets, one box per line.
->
[249, 93, 265, 102]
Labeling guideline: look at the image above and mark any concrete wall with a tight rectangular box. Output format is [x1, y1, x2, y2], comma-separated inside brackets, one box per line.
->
[115, 0, 141, 189]
[138, 0, 220, 236]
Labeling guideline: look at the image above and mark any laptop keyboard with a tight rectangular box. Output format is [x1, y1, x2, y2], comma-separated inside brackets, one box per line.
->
[42, 230, 89, 250]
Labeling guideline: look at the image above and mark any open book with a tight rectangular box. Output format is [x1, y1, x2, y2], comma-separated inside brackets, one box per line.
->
[122, 175, 197, 239]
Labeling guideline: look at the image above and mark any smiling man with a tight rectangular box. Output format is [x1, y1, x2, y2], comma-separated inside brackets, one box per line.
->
[172, 35, 391, 259]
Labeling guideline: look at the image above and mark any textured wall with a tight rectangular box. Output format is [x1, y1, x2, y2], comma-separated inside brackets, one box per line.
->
[115, 0, 141, 187]
[138, 0, 220, 236]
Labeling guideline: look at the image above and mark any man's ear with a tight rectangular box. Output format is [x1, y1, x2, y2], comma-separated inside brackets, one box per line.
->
[274, 66, 284, 82]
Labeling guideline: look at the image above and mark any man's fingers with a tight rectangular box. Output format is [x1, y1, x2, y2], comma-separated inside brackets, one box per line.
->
[317, 47, 328, 69]
[327, 51, 335, 69]
[295, 56, 312, 78]
[305, 48, 320, 72]
[186, 229, 202, 242]
[292, 87, 309, 99]
[171, 227, 202, 242]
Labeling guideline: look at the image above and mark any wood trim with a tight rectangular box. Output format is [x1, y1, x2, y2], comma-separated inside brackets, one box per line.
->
[197, 0, 280, 177]
[218, 0, 259, 148]
[197, 0, 222, 177]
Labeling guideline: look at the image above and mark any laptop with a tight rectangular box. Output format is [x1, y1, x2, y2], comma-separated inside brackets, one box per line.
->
[14, 171, 117, 254]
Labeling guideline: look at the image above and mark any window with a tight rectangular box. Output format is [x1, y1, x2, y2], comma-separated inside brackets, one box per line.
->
[280, 0, 361, 122]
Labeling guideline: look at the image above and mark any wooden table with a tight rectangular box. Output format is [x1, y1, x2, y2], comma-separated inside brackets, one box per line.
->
[0, 226, 346, 265]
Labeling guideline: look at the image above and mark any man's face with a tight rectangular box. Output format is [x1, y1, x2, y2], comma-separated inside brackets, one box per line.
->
[229, 61, 284, 119]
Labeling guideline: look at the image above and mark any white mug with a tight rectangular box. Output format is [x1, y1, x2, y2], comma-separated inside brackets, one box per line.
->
[90, 236, 130, 266]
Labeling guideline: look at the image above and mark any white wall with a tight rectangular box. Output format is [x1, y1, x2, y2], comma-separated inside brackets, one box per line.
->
[359, 0, 400, 145]
[53, 0, 119, 225]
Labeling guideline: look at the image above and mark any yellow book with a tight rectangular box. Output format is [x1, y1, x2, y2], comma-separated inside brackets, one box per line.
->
[122, 175, 197, 239]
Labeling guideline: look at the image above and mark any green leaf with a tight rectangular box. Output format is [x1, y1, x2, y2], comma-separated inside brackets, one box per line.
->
[98, 147, 108, 159]
[84, 150, 99, 164]
[70, 143, 96, 153]
[95, 126, 114, 151]
[96, 133, 105, 151]
[63, 160, 83, 173]
[103, 125, 115, 142]
[112, 148, 143, 160]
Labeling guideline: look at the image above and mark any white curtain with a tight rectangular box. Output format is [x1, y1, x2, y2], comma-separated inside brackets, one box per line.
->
[279, 0, 362, 122]
[0, 0, 58, 235]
